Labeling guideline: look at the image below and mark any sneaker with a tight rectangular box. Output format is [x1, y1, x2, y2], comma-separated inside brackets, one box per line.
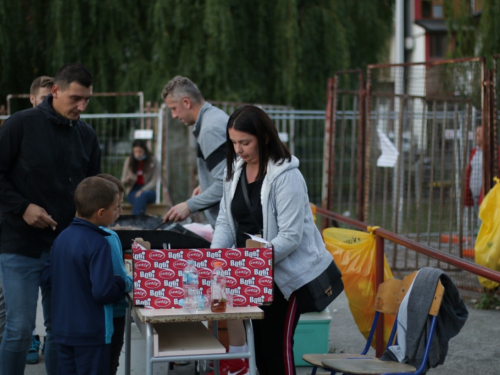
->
[206, 359, 248, 375]
[26, 335, 41, 365]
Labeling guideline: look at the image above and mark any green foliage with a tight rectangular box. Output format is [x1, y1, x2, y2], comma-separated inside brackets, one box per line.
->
[0, 0, 394, 112]
[474, 289, 500, 310]
[444, 0, 500, 67]
[479, 0, 500, 67]
[443, 0, 478, 58]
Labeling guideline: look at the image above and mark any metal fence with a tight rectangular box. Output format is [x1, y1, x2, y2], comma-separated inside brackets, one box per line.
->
[81, 111, 164, 203]
[164, 105, 327, 207]
[366, 59, 486, 291]
[0, 104, 328, 213]
[322, 70, 365, 224]
[324, 57, 500, 291]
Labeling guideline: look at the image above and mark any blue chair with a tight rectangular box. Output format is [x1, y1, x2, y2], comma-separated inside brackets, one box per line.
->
[302, 271, 444, 375]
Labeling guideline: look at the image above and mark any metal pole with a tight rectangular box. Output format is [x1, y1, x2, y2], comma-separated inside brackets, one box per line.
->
[375, 234, 385, 357]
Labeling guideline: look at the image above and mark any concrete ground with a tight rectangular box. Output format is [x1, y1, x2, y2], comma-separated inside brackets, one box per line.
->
[26, 289, 500, 375]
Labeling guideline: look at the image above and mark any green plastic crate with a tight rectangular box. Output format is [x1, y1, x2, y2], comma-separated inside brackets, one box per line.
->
[293, 310, 331, 366]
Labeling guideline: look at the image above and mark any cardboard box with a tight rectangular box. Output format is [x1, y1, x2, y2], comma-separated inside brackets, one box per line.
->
[293, 310, 332, 366]
[132, 240, 273, 309]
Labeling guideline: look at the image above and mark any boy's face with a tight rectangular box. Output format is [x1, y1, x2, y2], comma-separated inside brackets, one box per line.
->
[113, 193, 124, 222]
[30, 87, 52, 107]
[98, 194, 120, 227]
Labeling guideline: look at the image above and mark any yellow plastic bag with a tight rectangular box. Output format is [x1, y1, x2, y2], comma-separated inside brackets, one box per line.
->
[475, 178, 500, 289]
[323, 227, 394, 348]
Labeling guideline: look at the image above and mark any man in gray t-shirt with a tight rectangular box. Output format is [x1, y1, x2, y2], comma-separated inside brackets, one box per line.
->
[162, 76, 229, 227]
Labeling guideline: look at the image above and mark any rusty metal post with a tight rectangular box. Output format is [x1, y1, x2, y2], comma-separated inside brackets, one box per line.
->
[321, 77, 337, 229]
[492, 56, 499, 181]
[484, 69, 497, 191]
[364, 68, 373, 223]
[356, 71, 366, 222]
[482, 65, 492, 196]
[375, 233, 385, 357]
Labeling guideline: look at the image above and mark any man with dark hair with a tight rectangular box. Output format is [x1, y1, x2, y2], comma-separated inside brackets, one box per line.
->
[162, 76, 228, 227]
[0, 63, 100, 375]
[29, 76, 54, 107]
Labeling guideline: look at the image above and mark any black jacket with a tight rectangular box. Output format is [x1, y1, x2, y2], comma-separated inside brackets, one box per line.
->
[0, 95, 101, 258]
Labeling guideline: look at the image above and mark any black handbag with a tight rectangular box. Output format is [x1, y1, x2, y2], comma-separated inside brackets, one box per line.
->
[295, 260, 344, 313]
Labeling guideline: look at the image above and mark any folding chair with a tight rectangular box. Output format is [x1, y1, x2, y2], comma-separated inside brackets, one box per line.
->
[301, 271, 427, 375]
[318, 273, 445, 375]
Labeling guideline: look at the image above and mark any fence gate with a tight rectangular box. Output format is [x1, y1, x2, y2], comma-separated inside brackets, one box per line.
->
[321, 70, 365, 226]
[327, 57, 500, 291]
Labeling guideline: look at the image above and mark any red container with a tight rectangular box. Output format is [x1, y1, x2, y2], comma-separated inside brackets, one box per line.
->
[132, 240, 274, 309]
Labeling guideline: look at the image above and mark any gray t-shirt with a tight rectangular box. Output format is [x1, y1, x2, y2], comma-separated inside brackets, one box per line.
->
[186, 102, 229, 226]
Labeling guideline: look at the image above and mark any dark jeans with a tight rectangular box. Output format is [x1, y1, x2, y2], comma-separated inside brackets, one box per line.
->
[109, 316, 125, 375]
[127, 185, 156, 215]
[0, 253, 58, 375]
[58, 343, 109, 375]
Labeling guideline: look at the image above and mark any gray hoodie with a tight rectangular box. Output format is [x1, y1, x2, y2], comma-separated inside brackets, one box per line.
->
[211, 156, 331, 299]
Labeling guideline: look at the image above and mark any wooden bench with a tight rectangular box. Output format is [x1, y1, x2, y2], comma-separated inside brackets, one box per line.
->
[121, 203, 169, 216]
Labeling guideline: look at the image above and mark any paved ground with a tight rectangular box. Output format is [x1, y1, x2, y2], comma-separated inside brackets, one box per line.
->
[26, 289, 500, 375]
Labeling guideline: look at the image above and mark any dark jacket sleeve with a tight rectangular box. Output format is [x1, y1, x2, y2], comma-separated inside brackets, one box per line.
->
[90, 242, 126, 304]
[0, 116, 31, 215]
[86, 136, 102, 177]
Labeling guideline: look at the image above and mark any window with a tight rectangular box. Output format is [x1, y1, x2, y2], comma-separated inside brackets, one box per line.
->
[422, 0, 444, 19]
[429, 34, 447, 58]
[433, 5, 443, 18]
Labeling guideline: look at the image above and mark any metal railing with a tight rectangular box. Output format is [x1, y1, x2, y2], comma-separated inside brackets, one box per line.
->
[315, 205, 500, 357]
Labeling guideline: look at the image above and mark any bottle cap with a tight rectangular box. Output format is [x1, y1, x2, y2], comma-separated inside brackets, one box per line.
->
[214, 261, 222, 267]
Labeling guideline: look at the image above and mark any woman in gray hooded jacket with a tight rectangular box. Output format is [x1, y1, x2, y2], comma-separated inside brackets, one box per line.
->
[211, 105, 334, 375]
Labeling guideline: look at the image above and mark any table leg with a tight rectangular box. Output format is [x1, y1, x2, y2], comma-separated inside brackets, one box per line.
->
[244, 320, 257, 375]
[124, 306, 131, 375]
[212, 321, 220, 375]
[146, 323, 154, 375]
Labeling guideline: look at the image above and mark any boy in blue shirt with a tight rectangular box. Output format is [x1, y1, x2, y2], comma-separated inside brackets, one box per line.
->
[97, 174, 133, 374]
[43, 176, 125, 375]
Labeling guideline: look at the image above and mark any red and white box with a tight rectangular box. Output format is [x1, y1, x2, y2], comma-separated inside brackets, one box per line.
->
[132, 239, 274, 309]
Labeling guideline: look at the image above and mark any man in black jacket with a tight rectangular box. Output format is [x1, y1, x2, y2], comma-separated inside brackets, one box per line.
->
[0, 63, 100, 375]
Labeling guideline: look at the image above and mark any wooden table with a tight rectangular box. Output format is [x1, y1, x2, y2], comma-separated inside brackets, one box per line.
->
[124, 300, 264, 375]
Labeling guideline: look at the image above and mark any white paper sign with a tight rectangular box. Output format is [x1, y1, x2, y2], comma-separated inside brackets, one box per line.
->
[134, 129, 153, 140]
[377, 128, 399, 168]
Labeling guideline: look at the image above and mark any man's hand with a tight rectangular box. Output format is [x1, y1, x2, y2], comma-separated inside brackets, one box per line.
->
[192, 185, 201, 197]
[163, 202, 191, 223]
[23, 204, 57, 230]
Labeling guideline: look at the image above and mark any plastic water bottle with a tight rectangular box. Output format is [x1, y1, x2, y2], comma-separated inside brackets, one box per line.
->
[211, 261, 227, 312]
[182, 260, 199, 313]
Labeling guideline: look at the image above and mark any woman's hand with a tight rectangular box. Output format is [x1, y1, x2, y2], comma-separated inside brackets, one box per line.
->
[125, 176, 136, 185]
[135, 189, 143, 198]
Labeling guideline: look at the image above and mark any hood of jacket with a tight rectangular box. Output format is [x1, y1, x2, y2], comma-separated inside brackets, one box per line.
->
[228, 155, 300, 203]
[38, 94, 82, 127]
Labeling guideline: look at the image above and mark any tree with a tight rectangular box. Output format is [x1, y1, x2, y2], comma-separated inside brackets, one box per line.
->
[444, 0, 500, 67]
[0, 0, 394, 112]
